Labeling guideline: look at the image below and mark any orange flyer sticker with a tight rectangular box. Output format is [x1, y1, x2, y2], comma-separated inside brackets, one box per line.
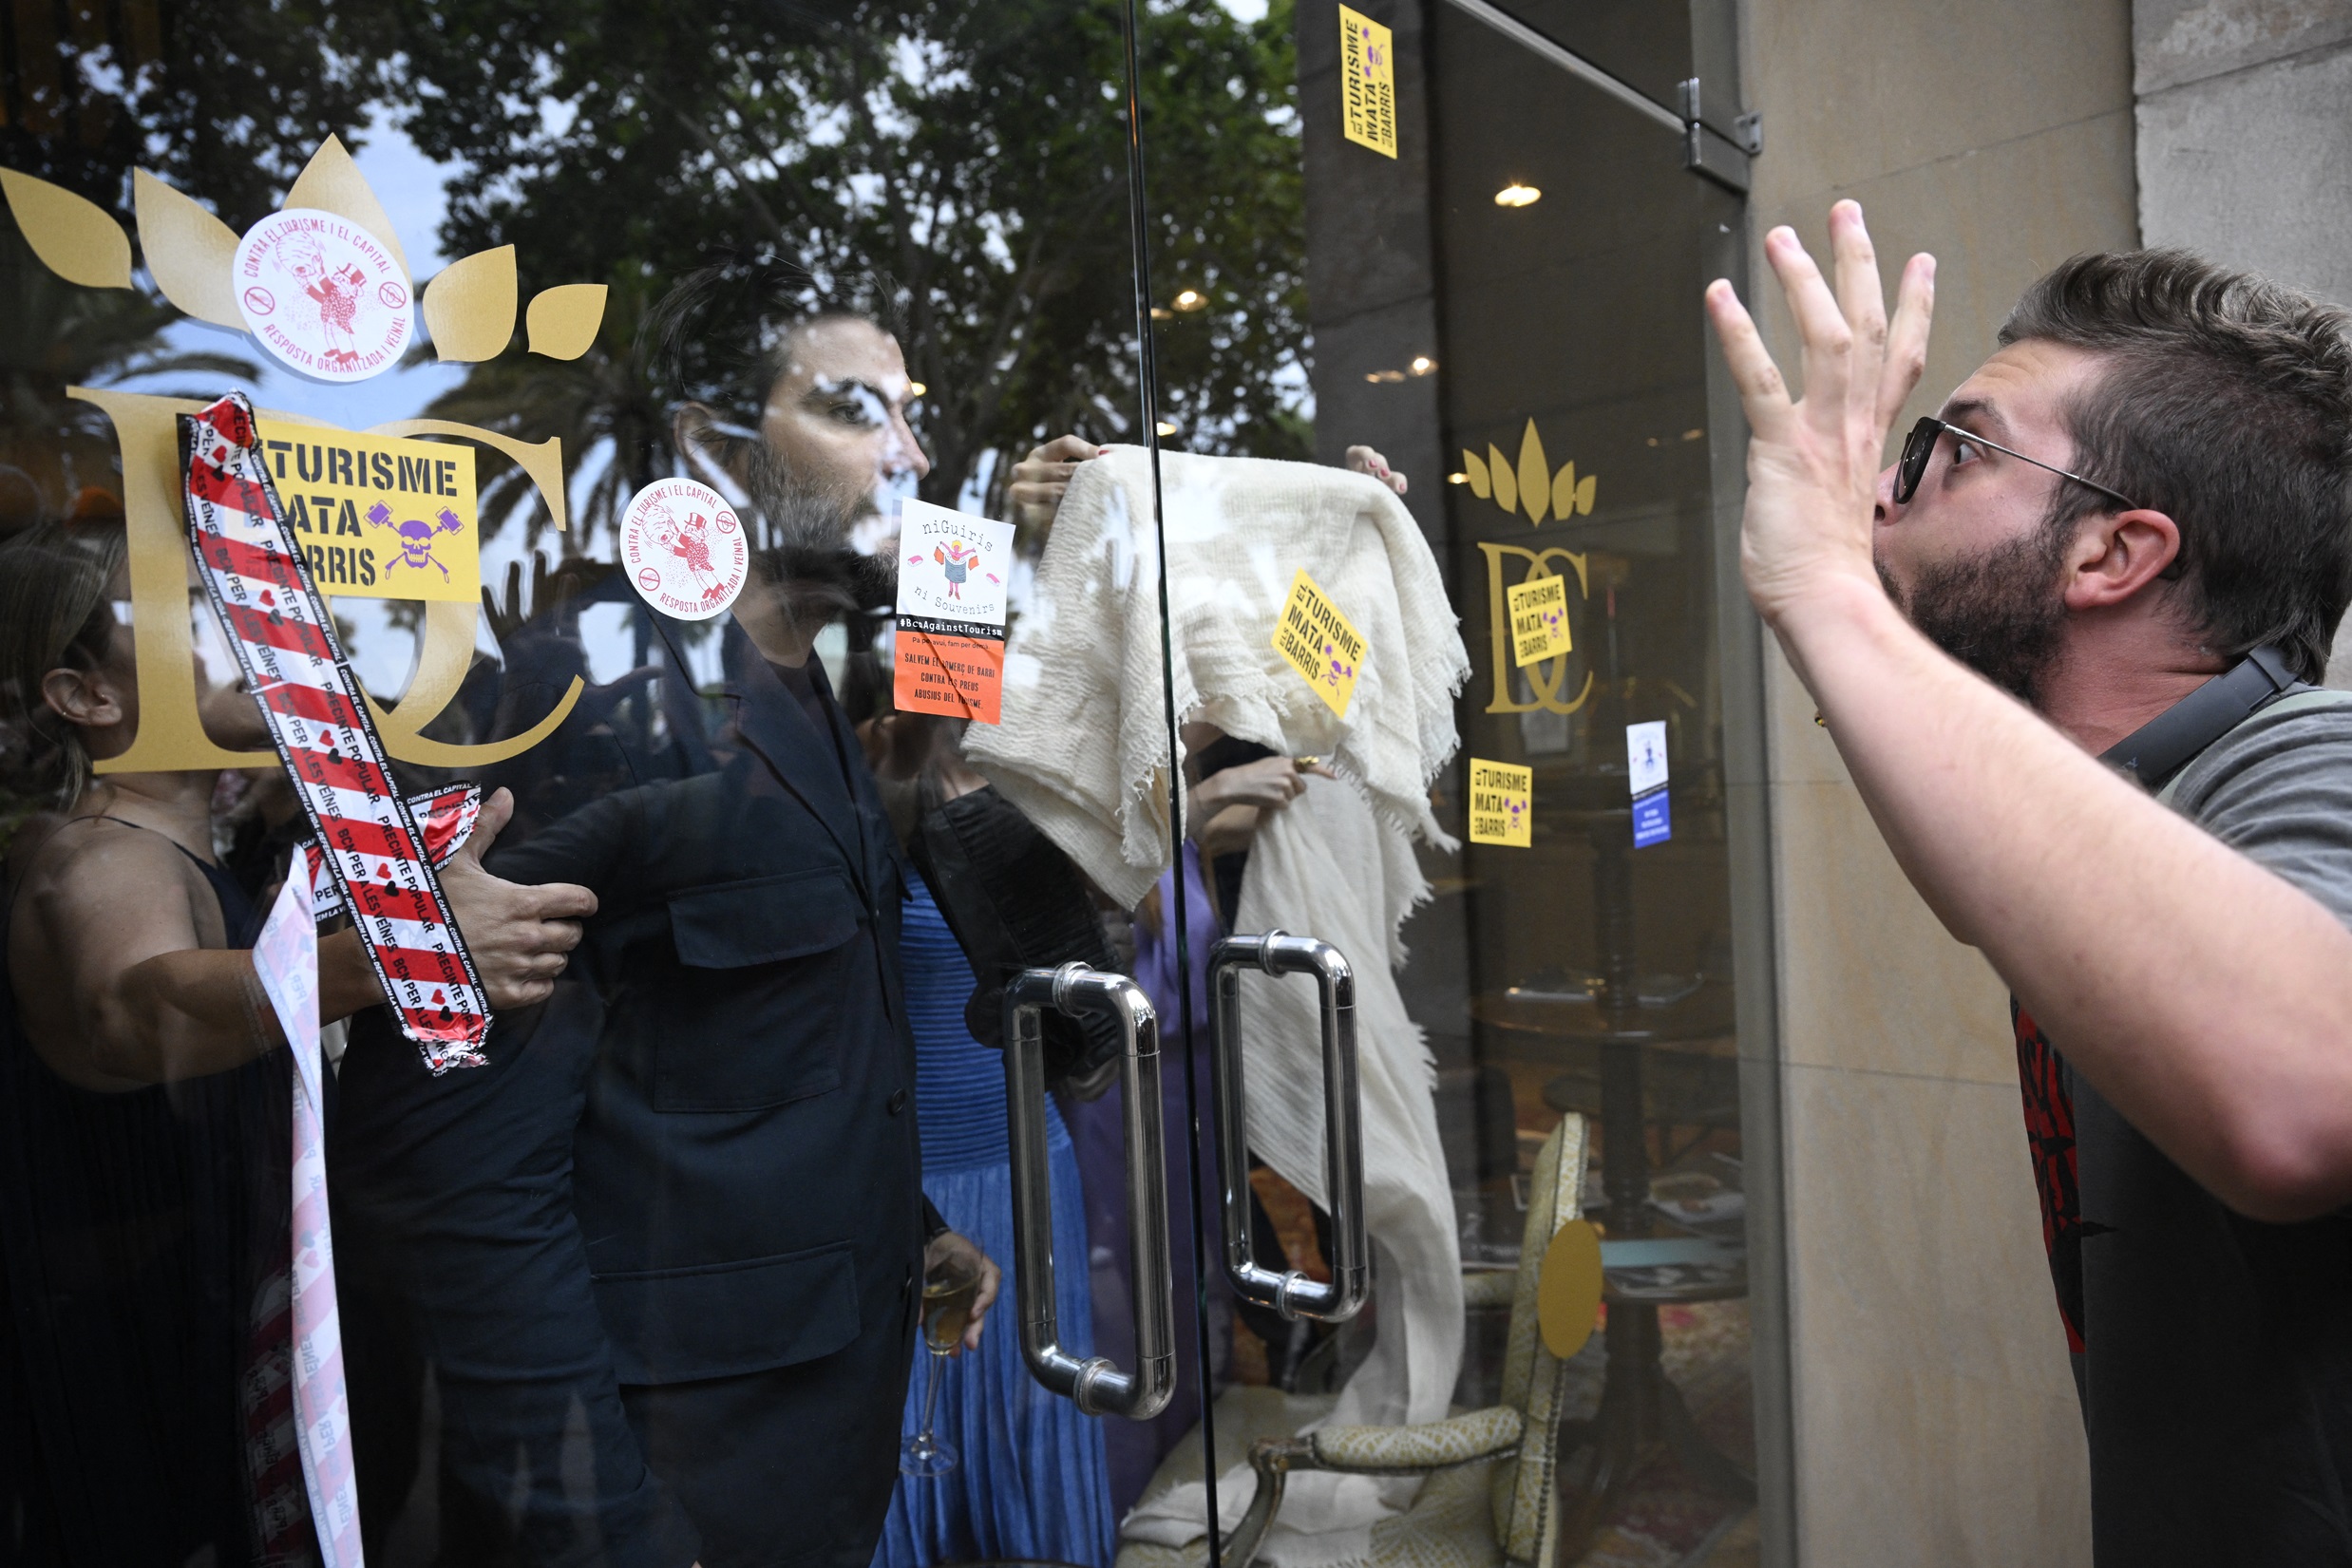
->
[894, 626, 1005, 723]
[895, 499, 1015, 724]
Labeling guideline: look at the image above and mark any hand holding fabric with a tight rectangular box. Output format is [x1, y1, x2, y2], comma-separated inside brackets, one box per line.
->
[1008, 434, 1104, 535]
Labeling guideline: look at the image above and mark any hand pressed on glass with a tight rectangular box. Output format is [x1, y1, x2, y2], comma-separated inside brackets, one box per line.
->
[1701, 200, 1936, 628]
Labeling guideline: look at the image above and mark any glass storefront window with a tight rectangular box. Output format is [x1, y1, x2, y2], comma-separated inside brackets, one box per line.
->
[0, 4, 1773, 1566]
[1114, 2, 1766, 1564]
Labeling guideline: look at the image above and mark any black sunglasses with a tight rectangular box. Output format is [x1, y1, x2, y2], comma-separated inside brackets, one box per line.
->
[1893, 415, 2141, 512]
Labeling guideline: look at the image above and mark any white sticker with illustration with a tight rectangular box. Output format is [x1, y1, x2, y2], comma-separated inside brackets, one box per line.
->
[1626, 720, 1669, 797]
[620, 478, 750, 621]
[896, 500, 1014, 628]
[233, 209, 413, 384]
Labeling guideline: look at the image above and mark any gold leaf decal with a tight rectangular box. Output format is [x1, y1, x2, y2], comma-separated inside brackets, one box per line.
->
[1517, 419, 1550, 525]
[0, 170, 131, 290]
[284, 134, 410, 280]
[132, 170, 240, 327]
[1551, 461, 1577, 522]
[526, 283, 608, 360]
[1488, 443, 1517, 516]
[424, 245, 518, 363]
[1573, 472, 1596, 516]
[1461, 448, 1490, 500]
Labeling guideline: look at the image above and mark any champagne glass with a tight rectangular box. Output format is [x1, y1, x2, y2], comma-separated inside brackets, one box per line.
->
[901, 1248, 979, 1478]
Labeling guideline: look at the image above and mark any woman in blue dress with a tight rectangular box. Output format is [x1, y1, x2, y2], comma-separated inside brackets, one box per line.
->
[857, 703, 1117, 1568]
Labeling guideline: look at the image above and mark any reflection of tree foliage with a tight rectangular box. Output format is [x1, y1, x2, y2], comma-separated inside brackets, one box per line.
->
[0, 0, 389, 223]
[0, 224, 255, 529]
[393, 0, 1308, 523]
[0, 0, 380, 520]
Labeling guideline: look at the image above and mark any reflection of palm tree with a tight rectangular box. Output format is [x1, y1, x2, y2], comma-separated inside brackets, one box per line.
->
[422, 274, 669, 554]
[0, 226, 256, 529]
[427, 277, 677, 752]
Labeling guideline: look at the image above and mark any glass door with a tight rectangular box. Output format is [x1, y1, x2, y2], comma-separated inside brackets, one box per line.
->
[1108, 2, 1774, 1564]
[0, 7, 1196, 1567]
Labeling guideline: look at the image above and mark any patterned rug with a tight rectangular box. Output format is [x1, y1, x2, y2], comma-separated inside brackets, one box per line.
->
[1561, 1300, 1756, 1568]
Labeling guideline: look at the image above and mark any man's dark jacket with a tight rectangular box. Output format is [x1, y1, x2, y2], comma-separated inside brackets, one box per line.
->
[331, 635, 926, 1568]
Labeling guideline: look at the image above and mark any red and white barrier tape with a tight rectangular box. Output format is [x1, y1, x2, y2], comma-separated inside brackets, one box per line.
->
[304, 784, 480, 923]
[181, 391, 490, 1072]
[252, 852, 364, 1568]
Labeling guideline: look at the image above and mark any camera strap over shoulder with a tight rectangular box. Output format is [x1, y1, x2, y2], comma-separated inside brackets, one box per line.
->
[2099, 644, 2303, 795]
[2151, 689, 2352, 807]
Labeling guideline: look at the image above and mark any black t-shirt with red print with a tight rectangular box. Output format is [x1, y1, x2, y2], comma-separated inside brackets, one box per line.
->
[2012, 693, 2352, 1566]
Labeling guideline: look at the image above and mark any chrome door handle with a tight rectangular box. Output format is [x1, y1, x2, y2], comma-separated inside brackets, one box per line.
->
[1207, 931, 1369, 1322]
[1003, 963, 1175, 1420]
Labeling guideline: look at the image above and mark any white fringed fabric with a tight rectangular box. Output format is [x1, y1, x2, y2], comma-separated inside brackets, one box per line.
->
[966, 446, 1470, 1566]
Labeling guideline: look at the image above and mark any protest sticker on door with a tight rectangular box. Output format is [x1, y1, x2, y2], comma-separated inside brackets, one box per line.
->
[252, 420, 478, 601]
[1507, 573, 1571, 667]
[1338, 6, 1398, 160]
[1274, 570, 1366, 720]
[620, 478, 749, 622]
[234, 209, 412, 385]
[896, 499, 1014, 724]
[1468, 758, 1532, 847]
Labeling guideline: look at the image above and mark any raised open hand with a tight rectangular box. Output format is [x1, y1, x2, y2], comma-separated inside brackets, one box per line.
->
[438, 786, 597, 1010]
[1703, 200, 1935, 627]
[482, 552, 616, 642]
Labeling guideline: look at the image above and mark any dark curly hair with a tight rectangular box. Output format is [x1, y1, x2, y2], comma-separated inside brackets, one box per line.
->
[2000, 250, 2352, 680]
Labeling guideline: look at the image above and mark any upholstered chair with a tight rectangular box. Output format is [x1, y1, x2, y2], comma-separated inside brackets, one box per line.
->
[1116, 1111, 1593, 1568]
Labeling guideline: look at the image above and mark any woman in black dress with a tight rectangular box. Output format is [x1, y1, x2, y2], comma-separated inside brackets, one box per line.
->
[0, 516, 589, 1564]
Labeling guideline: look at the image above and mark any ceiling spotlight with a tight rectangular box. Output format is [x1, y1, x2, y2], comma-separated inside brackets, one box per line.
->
[905, 381, 927, 398]
[1493, 182, 1541, 208]
[1447, 471, 1470, 485]
[1171, 289, 1207, 312]
[1156, 420, 1179, 436]
[1409, 356, 1436, 376]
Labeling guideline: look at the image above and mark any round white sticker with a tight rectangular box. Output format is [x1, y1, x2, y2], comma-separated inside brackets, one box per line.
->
[620, 479, 749, 621]
[233, 208, 413, 384]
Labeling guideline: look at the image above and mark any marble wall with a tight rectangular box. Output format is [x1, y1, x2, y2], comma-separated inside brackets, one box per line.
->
[2131, 0, 2352, 682]
[1737, 1, 2139, 1561]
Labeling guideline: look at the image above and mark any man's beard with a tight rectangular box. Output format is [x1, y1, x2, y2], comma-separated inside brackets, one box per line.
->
[737, 441, 898, 620]
[1877, 517, 2073, 705]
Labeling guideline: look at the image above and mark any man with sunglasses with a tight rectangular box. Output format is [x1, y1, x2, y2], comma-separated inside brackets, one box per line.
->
[1708, 203, 2352, 1563]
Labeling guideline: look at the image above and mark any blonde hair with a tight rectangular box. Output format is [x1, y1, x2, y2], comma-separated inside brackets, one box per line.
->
[0, 520, 130, 809]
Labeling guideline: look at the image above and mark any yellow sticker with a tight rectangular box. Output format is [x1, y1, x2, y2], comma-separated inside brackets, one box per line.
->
[1468, 757, 1532, 846]
[1337, 6, 1398, 160]
[1273, 569, 1366, 718]
[253, 420, 479, 601]
[1537, 1219, 1604, 1359]
[1506, 573, 1571, 667]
